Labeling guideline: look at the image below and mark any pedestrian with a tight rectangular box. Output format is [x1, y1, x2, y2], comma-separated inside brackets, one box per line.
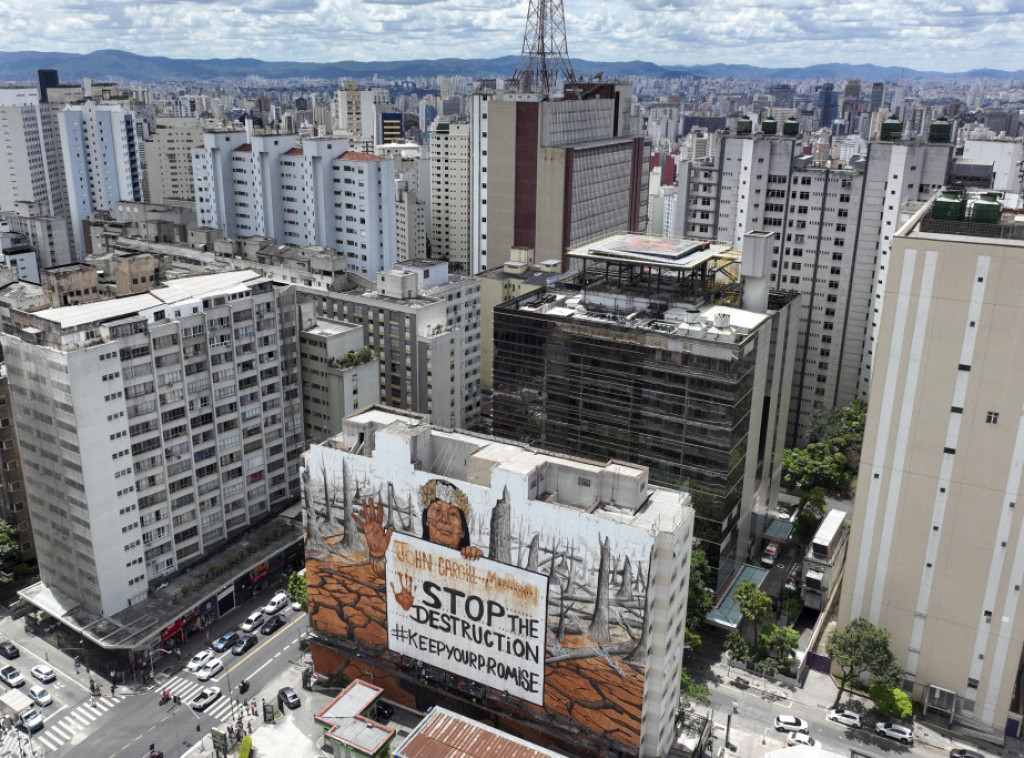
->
[732, 700, 738, 714]
[247, 720, 252, 734]
[110, 684, 115, 697]
[261, 697, 265, 711]
[242, 698, 248, 712]
[227, 725, 233, 742]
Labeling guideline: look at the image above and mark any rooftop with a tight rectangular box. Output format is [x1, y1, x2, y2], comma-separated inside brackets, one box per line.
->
[395, 706, 567, 758]
[315, 680, 394, 755]
[339, 151, 383, 162]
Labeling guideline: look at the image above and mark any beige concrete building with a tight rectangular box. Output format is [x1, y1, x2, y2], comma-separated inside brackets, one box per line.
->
[840, 189, 1024, 739]
[144, 117, 203, 204]
[428, 120, 471, 274]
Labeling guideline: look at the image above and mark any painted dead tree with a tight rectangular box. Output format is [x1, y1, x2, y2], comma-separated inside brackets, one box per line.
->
[489, 486, 512, 564]
[340, 459, 362, 552]
[588, 536, 612, 644]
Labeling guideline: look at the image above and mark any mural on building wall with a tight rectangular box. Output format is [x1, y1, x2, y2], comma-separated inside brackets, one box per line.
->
[304, 448, 657, 751]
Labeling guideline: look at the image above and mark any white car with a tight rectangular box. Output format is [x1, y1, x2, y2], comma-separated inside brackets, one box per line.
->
[0, 666, 25, 688]
[196, 658, 224, 682]
[240, 611, 264, 633]
[186, 649, 214, 672]
[774, 714, 809, 733]
[827, 708, 862, 728]
[188, 686, 222, 712]
[27, 685, 51, 707]
[786, 732, 816, 747]
[875, 722, 913, 744]
[30, 665, 55, 684]
[263, 591, 289, 615]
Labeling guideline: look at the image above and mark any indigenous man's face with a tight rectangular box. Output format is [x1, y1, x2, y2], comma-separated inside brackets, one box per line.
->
[426, 500, 463, 549]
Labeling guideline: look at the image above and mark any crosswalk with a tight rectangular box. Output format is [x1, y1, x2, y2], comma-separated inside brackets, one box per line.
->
[0, 693, 124, 754]
[162, 674, 248, 725]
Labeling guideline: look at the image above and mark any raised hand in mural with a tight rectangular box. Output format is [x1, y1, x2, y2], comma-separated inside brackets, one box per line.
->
[390, 573, 416, 612]
[353, 497, 392, 578]
[461, 546, 484, 559]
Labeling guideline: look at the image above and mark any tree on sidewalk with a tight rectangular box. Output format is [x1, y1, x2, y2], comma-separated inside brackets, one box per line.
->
[287, 571, 307, 612]
[826, 617, 903, 709]
[675, 668, 712, 728]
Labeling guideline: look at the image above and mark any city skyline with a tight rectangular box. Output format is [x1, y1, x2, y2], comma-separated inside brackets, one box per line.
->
[3, 0, 1022, 74]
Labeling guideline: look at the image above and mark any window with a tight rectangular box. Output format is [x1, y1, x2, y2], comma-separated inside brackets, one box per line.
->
[987, 411, 1000, 424]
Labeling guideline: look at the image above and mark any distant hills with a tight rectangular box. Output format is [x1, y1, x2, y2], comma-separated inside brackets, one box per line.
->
[0, 49, 1020, 85]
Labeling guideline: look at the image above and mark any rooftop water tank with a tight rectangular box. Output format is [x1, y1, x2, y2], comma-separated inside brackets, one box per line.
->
[783, 117, 799, 136]
[972, 195, 1002, 224]
[928, 117, 951, 143]
[880, 117, 902, 142]
[761, 117, 777, 135]
[737, 117, 752, 135]
[932, 191, 963, 221]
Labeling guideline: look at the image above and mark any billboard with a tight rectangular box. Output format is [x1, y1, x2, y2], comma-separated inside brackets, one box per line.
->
[304, 445, 661, 754]
[386, 534, 548, 704]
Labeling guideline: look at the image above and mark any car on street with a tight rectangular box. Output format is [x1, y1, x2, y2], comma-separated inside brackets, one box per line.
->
[786, 732, 816, 747]
[774, 715, 809, 733]
[28, 685, 52, 707]
[188, 686, 222, 712]
[261, 614, 285, 635]
[827, 708, 862, 728]
[17, 707, 43, 733]
[196, 658, 224, 682]
[263, 591, 290, 615]
[232, 633, 258, 656]
[761, 541, 781, 567]
[212, 631, 239, 653]
[186, 649, 214, 672]
[950, 750, 985, 758]
[30, 665, 55, 684]
[240, 611, 264, 633]
[0, 641, 19, 660]
[875, 722, 914, 744]
[278, 686, 300, 710]
[0, 666, 25, 688]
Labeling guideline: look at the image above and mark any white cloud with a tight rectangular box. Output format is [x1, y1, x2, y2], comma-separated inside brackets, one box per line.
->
[0, 0, 1021, 71]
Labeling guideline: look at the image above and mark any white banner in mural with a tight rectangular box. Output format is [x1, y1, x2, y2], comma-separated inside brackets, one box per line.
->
[386, 534, 549, 705]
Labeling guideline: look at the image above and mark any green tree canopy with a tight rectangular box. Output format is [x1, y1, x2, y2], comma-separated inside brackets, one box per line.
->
[287, 570, 307, 612]
[826, 617, 903, 709]
[870, 684, 913, 718]
[675, 669, 712, 728]
[0, 520, 18, 562]
[685, 549, 714, 650]
[734, 581, 773, 639]
[783, 399, 867, 496]
[760, 624, 801, 660]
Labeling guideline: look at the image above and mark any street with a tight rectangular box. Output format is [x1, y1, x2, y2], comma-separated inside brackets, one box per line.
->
[0, 585, 311, 758]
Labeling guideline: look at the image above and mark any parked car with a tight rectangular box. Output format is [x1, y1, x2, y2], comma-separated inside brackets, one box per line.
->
[17, 707, 43, 733]
[261, 614, 285, 635]
[950, 750, 985, 758]
[27, 685, 51, 707]
[263, 591, 290, 615]
[0, 666, 25, 688]
[826, 708, 861, 728]
[212, 631, 239, 653]
[786, 732, 816, 747]
[196, 658, 224, 682]
[30, 665, 55, 684]
[785, 563, 802, 591]
[761, 541, 781, 567]
[240, 612, 264, 633]
[232, 633, 258, 656]
[0, 641, 19, 660]
[875, 722, 914, 745]
[188, 686, 222, 712]
[774, 715, 809, 733]
[278, 687, 300, 710]
[186, 649, 214, 672]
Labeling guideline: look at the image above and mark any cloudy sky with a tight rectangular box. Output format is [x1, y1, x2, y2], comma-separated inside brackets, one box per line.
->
[4, 0, 1022, 72]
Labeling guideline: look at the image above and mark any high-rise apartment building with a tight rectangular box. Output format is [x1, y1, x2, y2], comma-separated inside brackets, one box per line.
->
[427, 120, 471, 273]
[491, 232, 799, 578]
[301, 260, 482, 429]
[332, 82, 389, 150]
[1, 270, 304, 617]
[145, 117, 203, 204]
[192, 132, 397, 278]
[840, 189, 1024, 740]
[469, 83, 650, 273]
[58, 99, 144, 256]
[676, 130, 952, 443]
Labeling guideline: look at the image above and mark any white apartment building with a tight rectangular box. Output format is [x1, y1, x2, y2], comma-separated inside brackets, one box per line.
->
[192, 132, 397, 278]
[145, 117, 204, 204]
[841, 190, 1024, 739]
[332, 83, 389, 149]
[58, 99, 144, 256]
[428, 120, 471, 274]
[301, 259, 482, 429]
[0, 87, 73, 254]
[0, 270, 305, 617]
[676, 132, 951, 443]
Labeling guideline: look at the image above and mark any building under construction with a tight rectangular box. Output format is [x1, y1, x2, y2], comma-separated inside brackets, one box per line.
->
[491, 231, 800, 583]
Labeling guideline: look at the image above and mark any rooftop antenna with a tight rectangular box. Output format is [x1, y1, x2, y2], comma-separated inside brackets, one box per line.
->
[510, 0, 578, 99]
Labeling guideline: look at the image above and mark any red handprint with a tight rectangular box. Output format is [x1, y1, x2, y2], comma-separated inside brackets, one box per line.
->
[390, 573, 416, 612]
